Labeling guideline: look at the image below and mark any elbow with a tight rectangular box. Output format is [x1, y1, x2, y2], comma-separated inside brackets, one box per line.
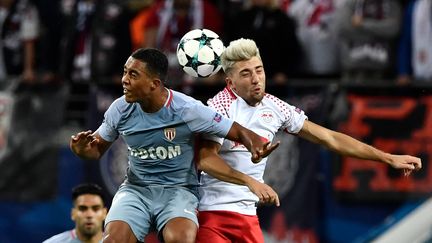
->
[196, 158, 213, 173]
[196, 152, 210, 172]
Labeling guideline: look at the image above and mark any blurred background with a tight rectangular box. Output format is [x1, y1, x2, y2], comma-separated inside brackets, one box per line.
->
[0, 0, 431, 242]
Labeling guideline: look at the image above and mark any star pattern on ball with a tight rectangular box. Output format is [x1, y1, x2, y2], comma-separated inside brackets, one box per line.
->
[176, 29, 224, 78]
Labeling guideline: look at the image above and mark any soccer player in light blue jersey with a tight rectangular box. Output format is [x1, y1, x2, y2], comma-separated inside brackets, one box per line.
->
[43, 183, 107, 243]
[70, 48, 279, 243]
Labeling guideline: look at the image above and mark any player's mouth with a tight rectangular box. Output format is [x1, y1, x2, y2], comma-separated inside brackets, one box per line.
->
[85, 222, 94, 228]
[252, 87, 262, 93]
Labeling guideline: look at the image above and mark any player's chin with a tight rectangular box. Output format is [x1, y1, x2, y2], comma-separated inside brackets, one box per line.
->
[123, 95, 134, 103]
[251, 94, 264, 103]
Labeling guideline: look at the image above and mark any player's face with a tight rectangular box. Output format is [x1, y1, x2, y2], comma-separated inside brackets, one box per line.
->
[71, 194, 107, 239]
[122, 57, 156, 104]
[227, 56, 266, 106]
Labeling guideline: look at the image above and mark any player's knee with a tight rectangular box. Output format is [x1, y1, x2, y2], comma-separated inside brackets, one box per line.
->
[163, 228, 196, 243]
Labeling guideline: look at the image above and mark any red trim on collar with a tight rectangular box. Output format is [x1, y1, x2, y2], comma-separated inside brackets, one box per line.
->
[165, 89, 173, 107]
[225, 86, 237, 99]
[71, 229, 77, 239]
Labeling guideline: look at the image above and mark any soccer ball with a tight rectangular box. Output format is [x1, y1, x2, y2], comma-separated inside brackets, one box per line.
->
[176, 29, 225, 78]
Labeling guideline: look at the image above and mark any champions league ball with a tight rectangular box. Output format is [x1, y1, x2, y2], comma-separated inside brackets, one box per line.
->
[176, 29, 225, 78]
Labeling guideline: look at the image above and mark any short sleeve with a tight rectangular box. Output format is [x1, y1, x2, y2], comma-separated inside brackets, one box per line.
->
[97, 102, 121, 142]
[281, 104, 308, 134]
[182, 101, 233, 139]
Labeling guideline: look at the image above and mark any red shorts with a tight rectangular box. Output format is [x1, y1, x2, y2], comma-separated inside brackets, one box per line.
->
[196, 210, 264, 243]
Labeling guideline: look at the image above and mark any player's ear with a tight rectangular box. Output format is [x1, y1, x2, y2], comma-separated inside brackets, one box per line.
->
[225, 77, 232, 86]
[102, 207, 108, 220]
[71, 208, 76, 221]
[151, 78, 162, 90]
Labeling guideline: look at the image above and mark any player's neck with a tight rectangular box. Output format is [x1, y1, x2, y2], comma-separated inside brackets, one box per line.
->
[75, 229, 103, 243]
[139, 87, 169, 113]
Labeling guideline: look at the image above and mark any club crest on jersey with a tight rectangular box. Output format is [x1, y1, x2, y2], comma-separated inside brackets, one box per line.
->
[164, 128, 176, 141]
[213, 113, 222, 123]
[261, 110, 274, 123]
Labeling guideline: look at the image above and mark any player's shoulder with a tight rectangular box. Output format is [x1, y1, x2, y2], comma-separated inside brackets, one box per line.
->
[169, 89, 204, 111]
[263, 93, 290, 108]
[208, 87, 236, 107]
[171, 89, 202, 105]
[107, 96, 136, 113]
[263, 93, 285, 103]
[207, 87, 236, 116]
[109, 96, 128, 109]
[42, 230, 75, 243]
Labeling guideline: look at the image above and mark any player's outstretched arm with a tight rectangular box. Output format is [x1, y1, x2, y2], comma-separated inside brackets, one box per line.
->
[225, 122, 280, 163]
[70, 130, 112, 160]
[197, 139, 280, 206]
[298, 120, 422, 176]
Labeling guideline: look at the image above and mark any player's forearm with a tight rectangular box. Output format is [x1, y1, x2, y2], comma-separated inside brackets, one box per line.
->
[198, 154, 251, 186]
[226, 122, 257, 152]
[300, 121, 391, 164]
[327, 132, 391, 164]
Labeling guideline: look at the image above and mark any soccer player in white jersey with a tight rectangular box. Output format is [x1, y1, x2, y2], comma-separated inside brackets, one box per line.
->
[69, 48, 279, 243]
[43, 183, 107, 243]
[196, 38, 422, 243]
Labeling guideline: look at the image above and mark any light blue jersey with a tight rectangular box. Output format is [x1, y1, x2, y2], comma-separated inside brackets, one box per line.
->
[42, 229, 84, 243]
[97, 88, 233, 187]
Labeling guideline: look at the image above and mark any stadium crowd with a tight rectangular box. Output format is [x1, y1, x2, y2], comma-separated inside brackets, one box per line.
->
[1, 0, 430, 86]
[0, 0, 428, 127]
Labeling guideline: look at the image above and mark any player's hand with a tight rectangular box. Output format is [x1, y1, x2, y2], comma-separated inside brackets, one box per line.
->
[70, 130, 99, 155]
[251, 141, 280, 163]
[246, 179, 280, 207]
[387, 154, 422, 177]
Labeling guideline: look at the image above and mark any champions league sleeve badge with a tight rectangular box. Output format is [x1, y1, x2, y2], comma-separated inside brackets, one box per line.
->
[213, 113, 222, 123]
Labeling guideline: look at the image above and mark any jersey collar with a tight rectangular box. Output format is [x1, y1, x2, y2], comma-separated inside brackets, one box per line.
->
[164, 88, 173, 107]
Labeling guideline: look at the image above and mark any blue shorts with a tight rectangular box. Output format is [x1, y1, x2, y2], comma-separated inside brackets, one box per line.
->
[105, 183, 199, 242]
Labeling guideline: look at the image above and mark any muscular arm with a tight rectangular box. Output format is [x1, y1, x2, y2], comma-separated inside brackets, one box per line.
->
[197, 138, 279, 206]
[70, 130, 113, 160]
[298, 120, 421, 173]
[225, 122, 279, 163]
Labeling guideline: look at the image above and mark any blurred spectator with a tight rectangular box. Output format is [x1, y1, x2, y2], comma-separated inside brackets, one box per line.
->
[225, 0, 301, 84]
[33, 0, 63, 84]
[59, 0, 132, 84]
[129, 1, 154, 51]
[130, 0, 157, 50]
[210, 0, 244, 26]
[397, 0, 432, 85]
[0, 0, 39, 84]
[287, 0, 342, 77]
[143, 0, 223, 85]
[335, 0, 402, 83]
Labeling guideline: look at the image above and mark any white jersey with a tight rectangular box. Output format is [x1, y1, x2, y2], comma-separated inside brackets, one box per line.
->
[198, 87, 307, 215]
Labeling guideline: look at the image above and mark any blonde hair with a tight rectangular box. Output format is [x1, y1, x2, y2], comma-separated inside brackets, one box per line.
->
[221, 38, 262, 74]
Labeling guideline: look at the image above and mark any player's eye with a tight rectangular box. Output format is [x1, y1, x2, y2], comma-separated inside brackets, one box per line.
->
[78, 206, 88, 212]
[240, 72, 250, 78]
[92, 205, 102, 212]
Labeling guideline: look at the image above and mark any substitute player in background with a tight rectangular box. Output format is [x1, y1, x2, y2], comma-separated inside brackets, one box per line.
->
[43, 183, 107, 243]
[69, 48, 279, 243]
[196, 38, 422, 243]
